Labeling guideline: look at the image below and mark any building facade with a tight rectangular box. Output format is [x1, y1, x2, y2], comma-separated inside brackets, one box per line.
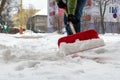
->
[27, 0, 57, 33]
[82, 0, 120, 33]
[27, 0, 120, 33]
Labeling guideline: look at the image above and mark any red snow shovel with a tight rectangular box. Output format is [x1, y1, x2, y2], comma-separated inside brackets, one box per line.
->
[58, 10, 105, 55]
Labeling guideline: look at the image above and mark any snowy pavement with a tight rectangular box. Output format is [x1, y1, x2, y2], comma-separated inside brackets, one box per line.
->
[0, 31, 120, 80]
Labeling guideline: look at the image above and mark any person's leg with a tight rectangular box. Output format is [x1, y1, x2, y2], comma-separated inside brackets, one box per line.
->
[64, 13, 72, 35]
[63, 0, 87, 35]
[63, 0, 73, 35]
[74, 0, 87, 33]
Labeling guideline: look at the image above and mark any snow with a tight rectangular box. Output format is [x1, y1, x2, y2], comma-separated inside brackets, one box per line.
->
[0, 30, 120, 80]
[33, 6, 48, 16]
[59, 38, 105, 55]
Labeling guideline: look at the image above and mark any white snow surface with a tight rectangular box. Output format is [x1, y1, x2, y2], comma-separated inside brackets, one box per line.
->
[0, 30, 120, 80]
[33, 6, 48, 16]
[59, 38, 105, 55]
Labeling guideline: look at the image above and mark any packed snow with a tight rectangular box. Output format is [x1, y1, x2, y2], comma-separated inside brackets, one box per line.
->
[0, 30, 120, 80]
[59, 38, 105, 55]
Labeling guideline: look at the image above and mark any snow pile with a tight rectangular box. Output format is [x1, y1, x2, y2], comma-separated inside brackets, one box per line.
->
[0, 32, 120, 80]
[59, 38, 105, 55]
[12, 30, 46, 39]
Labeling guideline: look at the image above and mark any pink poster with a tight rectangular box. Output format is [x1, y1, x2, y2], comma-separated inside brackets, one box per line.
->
[58, 8, 64, 27]
[58, 8, 64, 15]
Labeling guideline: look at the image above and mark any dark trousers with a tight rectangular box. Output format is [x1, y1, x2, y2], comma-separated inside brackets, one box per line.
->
[64, 0, 87, 35]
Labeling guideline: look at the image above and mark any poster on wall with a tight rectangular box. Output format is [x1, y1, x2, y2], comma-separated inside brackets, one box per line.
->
[58, 8, 64, 28]
[47, 0, 56, 32]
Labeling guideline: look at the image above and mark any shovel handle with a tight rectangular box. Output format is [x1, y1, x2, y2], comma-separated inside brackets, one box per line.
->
[64, 9, 76, 34]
